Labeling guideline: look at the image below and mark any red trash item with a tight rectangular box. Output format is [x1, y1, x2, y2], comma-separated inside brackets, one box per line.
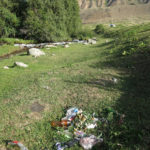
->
[8, 140, 28, 150]
[51, 120, 71, 127]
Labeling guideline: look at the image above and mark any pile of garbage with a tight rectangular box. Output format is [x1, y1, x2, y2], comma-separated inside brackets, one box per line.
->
[51, 107, 125, 150]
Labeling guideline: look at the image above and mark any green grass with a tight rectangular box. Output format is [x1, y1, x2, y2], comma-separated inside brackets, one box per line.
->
[0, 23, 150, 149]
[0, 44, 20, 56]
[0, 38, 35, 45]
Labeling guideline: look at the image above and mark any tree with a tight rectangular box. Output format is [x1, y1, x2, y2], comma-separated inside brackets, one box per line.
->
[24, 0, 81, 42]
[0, 0, 81, 41]
[0, 0, 19, 37]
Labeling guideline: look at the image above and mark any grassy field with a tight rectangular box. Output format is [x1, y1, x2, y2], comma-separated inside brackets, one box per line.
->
[0, 24, 150, 149]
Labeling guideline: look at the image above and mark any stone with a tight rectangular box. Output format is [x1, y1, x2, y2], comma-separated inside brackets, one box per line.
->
[3, 66, 9, 69]
[83, 42, 89, 45]
[43, 86, 50, 90]
[45, 45, 56, 48]
[29, 48, 45, 58]
[110, 24, 116, 27]
[88, 39, 97, 44]
[112, 77, 118, 84]
[73, 39, 80, 43]
[91, 40, 96, 44]
[105, 39, 109, 43]
[64, 44, 70, 48]
[14, 62, 28, 68]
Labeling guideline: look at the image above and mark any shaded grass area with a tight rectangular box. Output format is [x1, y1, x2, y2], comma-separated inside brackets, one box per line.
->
[92, 23, 150, 149]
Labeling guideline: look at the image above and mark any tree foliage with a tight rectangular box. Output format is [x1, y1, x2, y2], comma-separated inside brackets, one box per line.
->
[0, 0, 81, 42]
[0, 0, 19, 37]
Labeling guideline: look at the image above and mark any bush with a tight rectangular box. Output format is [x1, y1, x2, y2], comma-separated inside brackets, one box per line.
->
[24, 0, 81, 42]
[72, 29, 94, 40]
[94, 24, 105, 34]
[0, 7, 19, 37]
[0, 0, 81, 42]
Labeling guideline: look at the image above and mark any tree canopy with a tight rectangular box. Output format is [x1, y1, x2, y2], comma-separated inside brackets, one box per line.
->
[0, 0, 81, 42]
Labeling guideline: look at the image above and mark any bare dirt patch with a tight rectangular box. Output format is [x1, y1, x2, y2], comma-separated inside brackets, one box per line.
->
[30, 102, 45, 113]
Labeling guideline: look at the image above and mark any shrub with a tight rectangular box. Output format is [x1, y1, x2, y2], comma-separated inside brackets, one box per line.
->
[24, 0, 81, 42]
[0, 7, 19, 37]
[94, 24, 105, 34]
[72, 28, 94, 40]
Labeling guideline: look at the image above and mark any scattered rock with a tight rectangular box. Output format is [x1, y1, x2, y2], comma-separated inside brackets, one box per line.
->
[105, 39, 109, 43]
[14, 62, 28, 68]
[43, 86, 50, 90]
[67, 42, 72, 45]
[83, 42, 89, 45]
[52, 54, 56, 56]
[29, 48, 45, 58]
[112, 77, 118, 84]
[91, 40, 97, 44]
[3, 66, 9, 69]
[45, 45, 56, 48]
[54, 42, 66, 45]
[73, 39, 80, 43]
[109, 24, 116, 27]
[88, 39, 97, 44]
[64, 44, 70, 48]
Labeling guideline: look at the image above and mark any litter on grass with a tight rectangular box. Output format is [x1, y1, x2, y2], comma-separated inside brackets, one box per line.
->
[51, 107, 125, 150]
[5, 140, 28, 150]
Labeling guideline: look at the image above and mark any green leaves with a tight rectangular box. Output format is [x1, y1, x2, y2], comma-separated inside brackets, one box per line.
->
[0, 7, 19, 37]
[24, 0, 81, 42]
[0, 0, 81, 42]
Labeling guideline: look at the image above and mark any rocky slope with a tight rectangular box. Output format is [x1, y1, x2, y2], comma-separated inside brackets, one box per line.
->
[78, 0, 150, 9]
[78, 0, 150, 23]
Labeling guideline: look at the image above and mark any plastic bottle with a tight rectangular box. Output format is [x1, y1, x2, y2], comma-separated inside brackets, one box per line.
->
[51, 120, 71, 127]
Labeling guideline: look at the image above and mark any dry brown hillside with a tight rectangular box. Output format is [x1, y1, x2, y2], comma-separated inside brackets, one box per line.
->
[78, 0, 150, 23]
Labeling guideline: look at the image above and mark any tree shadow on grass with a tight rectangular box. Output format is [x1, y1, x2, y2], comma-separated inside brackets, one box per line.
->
[91, 43, 150, 148]
[65, 38, 150, 148]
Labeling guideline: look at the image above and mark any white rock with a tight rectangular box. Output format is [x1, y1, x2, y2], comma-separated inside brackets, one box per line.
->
[91, 40, 96, 44]
[45, 45, 56, 48]
[64, 44, 70, 48]
[88, 39, 97, 44]
[14, 44, 20, 47]
[15, 62, 28, 68]
[3, 66, 9, 69]
[83, 42, 88, 45]
[105, 39, 109, 43]
[110, 24, 116, 27]
[73, 39, 80, 43]
[67, 42, 72, 45]
[43, 86, 50, 90]
[112, 77, 118, 84]
[29, 48, 45, 57]
[52, 54, 56, 56]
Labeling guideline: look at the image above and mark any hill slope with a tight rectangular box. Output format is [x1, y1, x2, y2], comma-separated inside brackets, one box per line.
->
[78, 0, 150, 23]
